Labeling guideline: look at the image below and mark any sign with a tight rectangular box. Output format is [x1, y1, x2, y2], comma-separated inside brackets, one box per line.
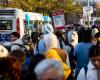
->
[83, 6, 93, 14]
[0, 34, 11, 42]
[52, 9, 65, 30]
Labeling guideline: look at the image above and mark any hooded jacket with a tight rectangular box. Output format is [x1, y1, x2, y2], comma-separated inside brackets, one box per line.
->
[34, 23, 65, 55]
[45, 49, 71, 80]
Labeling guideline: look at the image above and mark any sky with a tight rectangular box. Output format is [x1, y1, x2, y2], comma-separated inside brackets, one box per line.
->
[75, 0, 100, 2]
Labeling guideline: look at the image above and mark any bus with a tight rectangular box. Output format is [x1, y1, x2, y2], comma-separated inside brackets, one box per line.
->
[24, 12, 43, 35]
[0, 8, 52, 43]
[24, 13, 52, 34]
[0, 8, 25, 42]
[42, 16, 52, 24]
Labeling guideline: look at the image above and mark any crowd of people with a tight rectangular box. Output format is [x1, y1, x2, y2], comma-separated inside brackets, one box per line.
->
[0, 23, 100, 80]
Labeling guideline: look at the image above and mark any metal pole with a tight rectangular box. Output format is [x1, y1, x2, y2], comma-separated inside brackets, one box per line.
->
[87, 0, 90, 28]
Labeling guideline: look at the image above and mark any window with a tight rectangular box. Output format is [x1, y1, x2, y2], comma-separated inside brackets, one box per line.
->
[0, 10, 14, 16]
[0, 20, 12, 30]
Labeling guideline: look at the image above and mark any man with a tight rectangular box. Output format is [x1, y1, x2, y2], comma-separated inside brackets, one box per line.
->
[34, 23, 65, 55]
[74, 29, 93, 78]
[4, 32, 23, 51]
[77, 45, 100, 80]
[10, 32, 23, 45]
[34, 59, 64, 80]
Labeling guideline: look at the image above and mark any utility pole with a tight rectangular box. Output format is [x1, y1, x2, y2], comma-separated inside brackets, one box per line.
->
[87, 0, 90, 28]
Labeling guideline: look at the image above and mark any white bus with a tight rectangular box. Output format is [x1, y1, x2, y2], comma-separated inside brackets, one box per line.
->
[0, 8, 25, 42]
[24, 12, 43, 34]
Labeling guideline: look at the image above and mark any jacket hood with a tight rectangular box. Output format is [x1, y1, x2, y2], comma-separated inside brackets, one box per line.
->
[0, 45, 9, 57]
[45, 49, 71, 80]
[67, 30, 78, 47]
[92, 28, 99, 37]
[42, 23, 54, 34]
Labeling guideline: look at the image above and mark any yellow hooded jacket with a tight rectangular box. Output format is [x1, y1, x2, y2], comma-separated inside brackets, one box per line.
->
[45, 49, 71, 80]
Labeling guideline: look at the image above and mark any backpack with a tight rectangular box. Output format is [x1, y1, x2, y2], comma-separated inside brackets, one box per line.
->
[12, 44, 27, 52]
[75, 65, 88, 80]
[84, 65, 88, 80]
[36, 37, 63, 53]
[68, 44, 76, 70]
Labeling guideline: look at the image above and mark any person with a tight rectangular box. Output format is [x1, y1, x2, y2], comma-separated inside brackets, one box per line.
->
[10, 32, 23, 45]
[77, 27, 85, 42]
[74, 29, 93, 79]
[45, 48, 71, 80]
[0, 45, 9, 58]
[31, 32, 39, 47]
[66, 30, 78, 69]
[95, 32, 100, 47]
[10, 50, 26, 64]
[91, 28, 99, 37]
[77, 45, 100, 80]
[24, 54, 45, 80]
[34, 59, 64, 80]
[34, 23, 64, 55]
[0, 56, 22, 80]
[52, 48, 70, 68]
[4, 32, 23, 51]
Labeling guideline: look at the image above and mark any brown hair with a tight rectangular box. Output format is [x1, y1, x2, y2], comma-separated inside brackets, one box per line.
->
[0, 56, 21, 80]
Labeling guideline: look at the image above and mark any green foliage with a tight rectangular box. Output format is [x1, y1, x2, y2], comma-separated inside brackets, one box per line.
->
[0, 0, 82, 15]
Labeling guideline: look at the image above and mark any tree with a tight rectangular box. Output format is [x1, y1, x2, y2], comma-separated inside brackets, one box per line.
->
[33, 0, 82, 15]
[0, 0, 35, 11]
[0, 0, 82, 15]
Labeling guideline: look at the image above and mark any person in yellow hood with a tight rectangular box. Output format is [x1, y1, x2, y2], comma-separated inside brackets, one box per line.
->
[45, 48, 71, 80]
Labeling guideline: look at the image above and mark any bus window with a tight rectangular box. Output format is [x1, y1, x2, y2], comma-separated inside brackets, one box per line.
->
[0, 20, 12, 30]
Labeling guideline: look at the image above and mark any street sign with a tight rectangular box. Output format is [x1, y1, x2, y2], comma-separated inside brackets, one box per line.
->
[52, 9, 65, 30]
[83, 6, 93, 14]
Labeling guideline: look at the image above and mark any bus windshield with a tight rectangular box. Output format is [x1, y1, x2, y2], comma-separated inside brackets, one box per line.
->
[0, 20, 12, 30]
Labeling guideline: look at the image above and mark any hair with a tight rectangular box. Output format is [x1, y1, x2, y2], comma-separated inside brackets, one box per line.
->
[94, 32, 100, 39]
[34, 59, 64, 78]
[89, 45, 100, 58]
[0, 56, 21, 80]
[10, 50, 26, 64]
[22, 34, 31, 45]
[28, 54, 45, 74]
[11, 32, 20, 38]
[94, 32, 100, 46]
[31, 32, 39, 43]
[82, 29, 92, 43]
